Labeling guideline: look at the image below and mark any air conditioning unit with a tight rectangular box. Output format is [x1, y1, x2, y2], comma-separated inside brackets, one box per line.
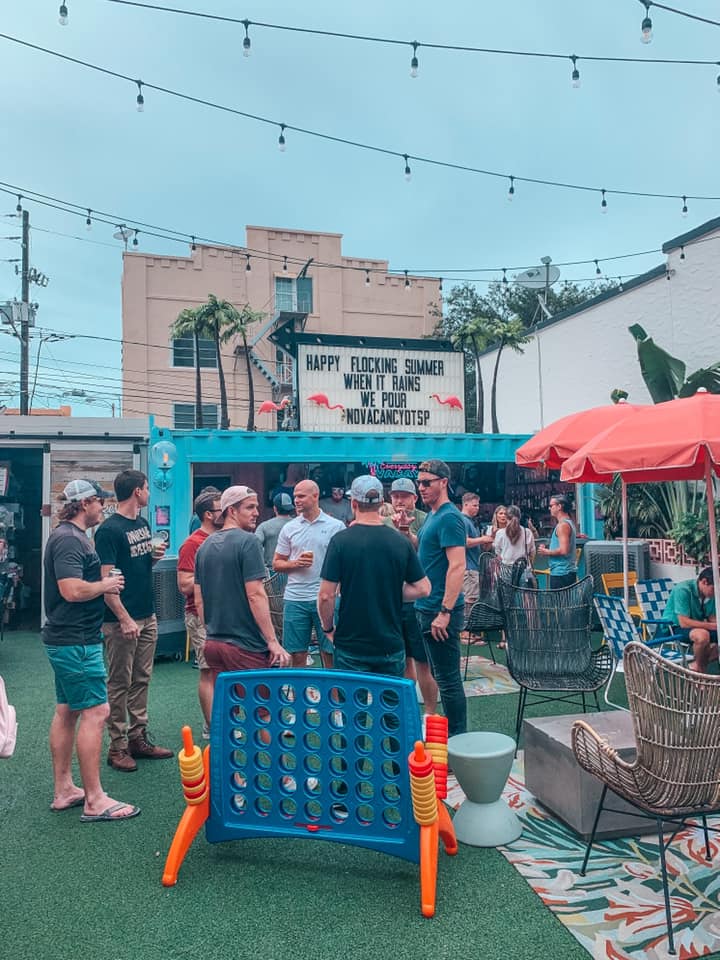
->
[152, 557, 186, 660]
[583, 539, 650, 592]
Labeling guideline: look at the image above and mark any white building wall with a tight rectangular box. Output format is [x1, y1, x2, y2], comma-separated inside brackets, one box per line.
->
[478, 226, 720, 434]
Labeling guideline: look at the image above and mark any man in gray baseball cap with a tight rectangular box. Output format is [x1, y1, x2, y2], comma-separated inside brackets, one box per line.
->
[63, 479, 113, 502]
[318, 475, 429, 677]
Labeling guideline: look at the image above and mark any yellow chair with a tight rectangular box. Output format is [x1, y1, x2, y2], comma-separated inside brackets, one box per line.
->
[600, 572, 643, 625]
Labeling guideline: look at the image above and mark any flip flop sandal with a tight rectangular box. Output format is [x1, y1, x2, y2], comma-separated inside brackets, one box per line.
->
[80, 802, 141, 823]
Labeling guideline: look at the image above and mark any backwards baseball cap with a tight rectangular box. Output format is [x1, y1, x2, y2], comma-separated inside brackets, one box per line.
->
[63, 478, 113, 502]
[391, 477, 417, 494]
[418, 459, 451, 479]
[273, 492, 295, 514]
[220, 485, 257, 513]
[350, 475, 384, 504]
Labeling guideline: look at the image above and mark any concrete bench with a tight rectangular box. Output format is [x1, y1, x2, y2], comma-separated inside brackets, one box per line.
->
[523, 712, 647, 840]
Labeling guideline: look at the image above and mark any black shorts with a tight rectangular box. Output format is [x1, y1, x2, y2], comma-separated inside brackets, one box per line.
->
[401, 603, 427, 663]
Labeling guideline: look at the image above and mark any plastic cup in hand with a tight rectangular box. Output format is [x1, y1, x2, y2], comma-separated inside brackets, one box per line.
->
[151, 534, 167, 558]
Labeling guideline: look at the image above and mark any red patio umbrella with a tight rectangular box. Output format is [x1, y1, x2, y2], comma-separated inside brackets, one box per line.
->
[561, 389, 720, 623]
[514, 400, 646, 470]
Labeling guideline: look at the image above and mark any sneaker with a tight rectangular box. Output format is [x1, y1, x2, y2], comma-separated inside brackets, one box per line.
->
[201, 721, 210, 741]
[107, 748, 137, 773]
[128, 730, 174, 760]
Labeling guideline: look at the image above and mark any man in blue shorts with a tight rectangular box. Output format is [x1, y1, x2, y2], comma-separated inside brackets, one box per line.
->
[42, 479, 140, 822]
[664, 566, 717, 672]
[273, 479, 345, 667]
[415, 459, 467, 737]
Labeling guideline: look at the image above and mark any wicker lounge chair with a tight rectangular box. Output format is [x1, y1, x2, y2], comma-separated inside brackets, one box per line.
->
[572, 640, 720, 956]
[499, 575, 611, 745]
[463, 555, 524, 676]
[263, 572, 287, 641]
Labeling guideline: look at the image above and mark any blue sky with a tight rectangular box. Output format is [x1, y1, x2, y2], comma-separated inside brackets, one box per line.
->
[1, 0, 719, 415]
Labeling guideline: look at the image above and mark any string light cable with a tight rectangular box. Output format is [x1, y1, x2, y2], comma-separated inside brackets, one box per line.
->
[2, 32, 720, 213]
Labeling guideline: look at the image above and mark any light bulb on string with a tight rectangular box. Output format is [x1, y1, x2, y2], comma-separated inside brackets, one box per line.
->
[600, 189, 608, 214]
[507, 175, 515, 201]
[86, 209, 92, 231]
[58, 2, 68, 25]
[681, 195, 688, 217]
[594, 260, 601, 276]
[570, 55, 580, 88]
[132, 229, 139, 247]
[410, 42, 419, 78]
[136, 81, 144, 112]
[618, 277, 625, 292]
[641, 2, 653, 43]
[502, 268, 508, 286]
[438, 277, 443, 294]
[191, 236, 196, 251]
[365, 269, 371, 287]
[15, 195, 22, 214]
[404, 270, 410, 290]
[403, 154, 412, 181]
[246, 254, 251, 272]
[278, 124, 286, 152]
[283, 256, 288, 272]
[717, 71, 720, 93]
[242, 20, 251, 57]
[680, 245, 686, 260]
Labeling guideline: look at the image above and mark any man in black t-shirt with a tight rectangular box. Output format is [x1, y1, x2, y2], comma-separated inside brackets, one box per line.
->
[42, 478, 139, 821]
[95, 470, 173, 772]
[318, 476, 430, 676]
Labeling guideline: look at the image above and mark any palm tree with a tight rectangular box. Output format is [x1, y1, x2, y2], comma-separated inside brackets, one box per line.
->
[219, 303, 266, 432]
[170, 306, 208, 428]
[449, 316, 494, 432]
[194, 295, 235, 429]
[487, 316, 532, 433]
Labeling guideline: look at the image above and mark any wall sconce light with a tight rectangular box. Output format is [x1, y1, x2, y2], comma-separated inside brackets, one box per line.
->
[151, 439, 178, 491]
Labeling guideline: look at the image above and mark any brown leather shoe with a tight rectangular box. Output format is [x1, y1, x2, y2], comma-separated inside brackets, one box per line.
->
[107, 748, 137, 773]
[128, 730, 174, 760]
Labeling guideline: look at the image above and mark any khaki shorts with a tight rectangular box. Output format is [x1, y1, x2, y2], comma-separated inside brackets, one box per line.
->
[185, 612, 208, 670]
[463, 569, 480, 605]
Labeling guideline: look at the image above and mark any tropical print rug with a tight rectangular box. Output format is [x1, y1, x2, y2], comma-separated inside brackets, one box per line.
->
[462, 655, 518, 697]
[445, 757, 720, 959]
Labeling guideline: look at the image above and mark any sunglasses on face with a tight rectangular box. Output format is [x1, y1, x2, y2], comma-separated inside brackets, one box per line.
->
[417, 478, 442, 488]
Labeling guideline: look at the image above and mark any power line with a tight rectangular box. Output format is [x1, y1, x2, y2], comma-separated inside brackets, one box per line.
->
[2, 33, 719, 206]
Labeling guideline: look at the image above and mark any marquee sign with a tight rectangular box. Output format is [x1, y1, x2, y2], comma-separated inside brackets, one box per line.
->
[297, 341, 465, 434]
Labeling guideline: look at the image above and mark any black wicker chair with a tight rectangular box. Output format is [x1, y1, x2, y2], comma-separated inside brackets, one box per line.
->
[498, 575, 612, 745]
[463, 554, 525, 677]
[263, 572, 287, 641]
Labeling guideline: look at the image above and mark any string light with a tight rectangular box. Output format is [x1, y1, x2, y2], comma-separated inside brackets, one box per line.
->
[618, 278, 625, 292]
[86, 208, 92, 230]
[58, 2, 68, 25]
[717, 71, 720, 94]
[594, 259, 601, 276]
[410, 42, 419, 78]
[283, 256, 288, 272]
[132, 229, 139, 247]
[404, 270, 410, 289]
[570, 55, 580, 89]
[502, 268, 508, 286]
[15, 195, 22, 214]
[438, 277, 443, 293]
[641, 2, 653, 43]
[245, 253, 251, 272]
[680, 245, 686, 260]
[278, 123, 286, 152]
[600, 189, 608, 214]
[403, 154, 411, 181]
[681, 195, 688, 217]
[365, 269, 371, 286]
[242, 19, 251, 57]
[135, 80, 144, 112]
[507, 176, 515, 201]
[191, 235, 196, 251]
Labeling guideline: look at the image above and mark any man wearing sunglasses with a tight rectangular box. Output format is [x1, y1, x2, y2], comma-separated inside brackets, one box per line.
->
[414, 459, 467, 736]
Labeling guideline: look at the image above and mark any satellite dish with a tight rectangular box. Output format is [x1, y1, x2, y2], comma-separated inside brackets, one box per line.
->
[514, 264, 561, 289]
[113, 225, 133, 250]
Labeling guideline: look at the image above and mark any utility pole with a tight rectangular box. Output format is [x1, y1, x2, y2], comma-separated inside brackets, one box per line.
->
[19, 210, 29, 415]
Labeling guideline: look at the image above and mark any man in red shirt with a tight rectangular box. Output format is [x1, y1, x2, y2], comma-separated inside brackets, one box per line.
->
[177, 488, 223, 738]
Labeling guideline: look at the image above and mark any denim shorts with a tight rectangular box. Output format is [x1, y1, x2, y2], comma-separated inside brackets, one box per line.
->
[45, 642, 107, 711]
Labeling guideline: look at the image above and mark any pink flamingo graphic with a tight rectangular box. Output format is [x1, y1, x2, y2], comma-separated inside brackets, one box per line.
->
[257, 397, 291, 415]
[429, 394, 463, 410]
[307, 392, 345, 411]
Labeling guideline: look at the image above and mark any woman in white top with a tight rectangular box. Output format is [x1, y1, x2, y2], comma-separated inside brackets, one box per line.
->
[494, 505, 536, 565]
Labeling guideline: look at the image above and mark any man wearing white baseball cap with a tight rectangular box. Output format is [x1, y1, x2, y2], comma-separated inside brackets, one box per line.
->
[194, 486, 290, 717]
[318, 476, 429, 676]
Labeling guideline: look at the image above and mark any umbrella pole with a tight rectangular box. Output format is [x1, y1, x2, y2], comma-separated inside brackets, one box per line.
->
[704, 460, 720, 626]
[622, 479, 629, 608]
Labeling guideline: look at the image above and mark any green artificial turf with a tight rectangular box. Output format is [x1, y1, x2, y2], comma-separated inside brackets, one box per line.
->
[1, 630, 629, 960]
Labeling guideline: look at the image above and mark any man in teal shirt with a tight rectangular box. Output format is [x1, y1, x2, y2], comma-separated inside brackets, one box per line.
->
[664, 567, 716, 672]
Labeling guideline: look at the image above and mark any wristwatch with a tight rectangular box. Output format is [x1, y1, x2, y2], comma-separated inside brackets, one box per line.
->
[322, 623, 335, 633]
[439, 605, 452, 615]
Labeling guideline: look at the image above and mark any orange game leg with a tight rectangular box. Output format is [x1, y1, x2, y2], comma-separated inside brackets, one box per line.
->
[161, 746, 210, 887]
[419, 820, 440, 918]
[438, 802, 458, 856]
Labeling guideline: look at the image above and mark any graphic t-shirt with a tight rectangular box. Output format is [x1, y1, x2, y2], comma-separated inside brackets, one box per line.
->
[42, 521, 105, 646]
[321, 524, 425, 655]
[177, 528, 210, 615]
[415, 502, 466, 614]
[94, 513, 154, 621]
[194, 528, 269, 652]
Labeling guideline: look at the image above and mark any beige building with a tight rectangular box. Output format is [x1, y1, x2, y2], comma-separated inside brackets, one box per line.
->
[122, 226, 441, 429]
